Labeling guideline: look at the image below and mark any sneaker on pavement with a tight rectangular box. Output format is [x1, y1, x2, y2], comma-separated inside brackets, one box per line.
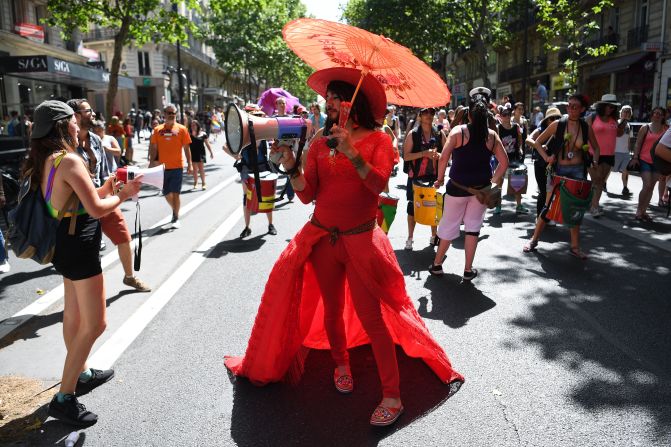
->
[590, 207, 603, 218]
[123, 275, 151, 292]
[76, 368, 115, 396]
[516, 204, 530, 214]
[463, 269, 478, 281]
[99, 240, 106, 251]
[492, 205, 502, 215]
[171, 219, 182, 229]
[240, 227, 252, 238]
[48, 394, 98, 427]
[268, 224, 278, 235]
[0, 260, 10, 274]
[404, 239, 413, 250]
[622, 186, 630, 196]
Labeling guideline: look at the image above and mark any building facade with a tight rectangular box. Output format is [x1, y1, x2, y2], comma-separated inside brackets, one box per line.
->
[0, 0, 134, 117]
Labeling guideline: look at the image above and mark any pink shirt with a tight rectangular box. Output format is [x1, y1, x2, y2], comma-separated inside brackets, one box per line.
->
[640, 125, 667, 164]
[590, 116, 618, 156]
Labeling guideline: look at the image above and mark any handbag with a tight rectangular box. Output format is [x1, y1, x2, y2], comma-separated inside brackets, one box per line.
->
[8, 163, 78, 265]
[450, 179, 501, 209]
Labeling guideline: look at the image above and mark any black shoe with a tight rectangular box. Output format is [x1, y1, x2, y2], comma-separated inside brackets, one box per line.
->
[171, 214, 178, 223]
[428, 264, 444, 276]
[75, 368, 115, 396]
[622, 187, 630, 196]
[240, 227, 252, 238]
[463, 269, 478, 281]
[268, 224, 277, 235]
[48, 394, 98, 427]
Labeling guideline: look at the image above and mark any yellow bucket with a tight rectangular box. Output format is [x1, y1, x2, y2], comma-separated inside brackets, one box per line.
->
[435, 191, 444, 225]
[413, 182, 437, 226]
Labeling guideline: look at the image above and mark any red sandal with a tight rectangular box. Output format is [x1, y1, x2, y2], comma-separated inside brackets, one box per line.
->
[333, 368, 353, 394]
[370, 403, 404, 426]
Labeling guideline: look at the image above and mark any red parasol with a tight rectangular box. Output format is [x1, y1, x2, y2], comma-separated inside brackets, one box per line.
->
[282, 18, 450, 108]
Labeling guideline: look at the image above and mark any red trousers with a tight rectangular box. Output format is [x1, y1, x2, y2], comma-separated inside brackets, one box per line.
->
[309, 235, 400, 398]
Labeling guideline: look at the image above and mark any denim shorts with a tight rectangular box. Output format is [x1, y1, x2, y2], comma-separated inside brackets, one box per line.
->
[547, 164, 585, 189]
[163, 168, 183, 195]
[640, 160, 656, 173]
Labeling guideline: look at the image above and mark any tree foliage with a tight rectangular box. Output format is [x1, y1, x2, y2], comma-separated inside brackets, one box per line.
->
[46, 0, 199, 120]
[206, 0, 314, 104]
[343, 0, 514, 88]
[534, 0, 615, 93]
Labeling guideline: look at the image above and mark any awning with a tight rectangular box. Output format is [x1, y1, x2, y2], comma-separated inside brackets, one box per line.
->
[0, 55, 135, 90]
[589, 52, 648, 77]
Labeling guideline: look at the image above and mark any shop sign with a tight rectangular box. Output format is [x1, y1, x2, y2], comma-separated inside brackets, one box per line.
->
[551, 74, 570, 91]
[642, 42, 663, 52]
[14, 23, 44, 43]
[15, 56, 48, 72]
[53, 59, 71, 74]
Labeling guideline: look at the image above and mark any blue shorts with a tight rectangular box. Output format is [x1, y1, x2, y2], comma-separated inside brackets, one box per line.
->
[547, 164, 585, 189]
[640, 160, 656, 173]
[163, 168, 183, 195]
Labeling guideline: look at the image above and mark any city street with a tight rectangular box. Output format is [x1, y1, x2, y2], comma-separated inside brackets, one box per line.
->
[1, 136, 670, 446]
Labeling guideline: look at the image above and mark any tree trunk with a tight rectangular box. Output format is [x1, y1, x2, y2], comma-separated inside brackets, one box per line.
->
[105, 15, 131, 121]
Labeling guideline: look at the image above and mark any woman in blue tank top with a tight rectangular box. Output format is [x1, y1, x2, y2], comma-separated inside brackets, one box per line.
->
[429, 88, 508, 281]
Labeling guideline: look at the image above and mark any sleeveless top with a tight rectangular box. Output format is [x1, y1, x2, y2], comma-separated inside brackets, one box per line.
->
[497, 123, 521, 162]
[447, 125, 493, 196]
[640, 125, 666, 164]
[45, 152, 86, 218]
[589, 115, 618, 156]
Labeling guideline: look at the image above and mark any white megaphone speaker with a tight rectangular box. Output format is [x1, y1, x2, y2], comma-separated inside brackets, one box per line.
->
[116, 164, 165, 200]
[224, 103, 307, 155]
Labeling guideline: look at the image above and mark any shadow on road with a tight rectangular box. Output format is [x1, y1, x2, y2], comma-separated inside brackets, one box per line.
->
[418, 276, 496, 329]
[206, 235, 268, 258]
[229, 346, 461, 447]
[503, 223, 671, 442]
[0, 290, 134, 351]
[0, 265, 56, 298]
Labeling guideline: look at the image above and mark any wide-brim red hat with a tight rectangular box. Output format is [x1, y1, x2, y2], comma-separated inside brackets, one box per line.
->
[307, 67, 387, 120]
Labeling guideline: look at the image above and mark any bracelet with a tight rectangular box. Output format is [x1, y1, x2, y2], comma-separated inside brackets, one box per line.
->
[286, 165, 301, 178]
[350, 154, 366, 169]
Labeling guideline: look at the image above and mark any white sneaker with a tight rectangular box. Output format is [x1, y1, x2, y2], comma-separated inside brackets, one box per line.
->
[404, 239, 413, 250]
[0, 260, 10, 273]
[171, 219, 182, 229]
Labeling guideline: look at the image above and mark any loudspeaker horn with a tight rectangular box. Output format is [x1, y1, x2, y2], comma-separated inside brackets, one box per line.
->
[224, 103, 307, 155]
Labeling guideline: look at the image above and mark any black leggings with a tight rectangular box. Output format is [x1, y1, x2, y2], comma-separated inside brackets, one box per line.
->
[534, 160, 547, 217]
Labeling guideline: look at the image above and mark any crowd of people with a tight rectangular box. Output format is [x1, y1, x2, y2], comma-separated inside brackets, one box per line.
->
[3, 73, 671, 431]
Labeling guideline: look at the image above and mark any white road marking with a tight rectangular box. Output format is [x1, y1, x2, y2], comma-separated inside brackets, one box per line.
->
[87, 206, 243, 370]
[0, 174, 238, 341]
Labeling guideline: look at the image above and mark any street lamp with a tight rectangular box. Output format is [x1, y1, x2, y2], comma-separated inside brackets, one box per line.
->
[162, 65, 186, 122]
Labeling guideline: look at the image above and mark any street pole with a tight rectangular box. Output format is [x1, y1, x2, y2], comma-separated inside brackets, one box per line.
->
[177, 41, 185, 124]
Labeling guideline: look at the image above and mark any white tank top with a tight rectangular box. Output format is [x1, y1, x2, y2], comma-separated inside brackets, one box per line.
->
[614, 122, 630, 154]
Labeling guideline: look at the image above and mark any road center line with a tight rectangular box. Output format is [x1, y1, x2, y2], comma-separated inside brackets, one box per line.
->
[87, 206, 243, 370]
[0, 174, 238, 341]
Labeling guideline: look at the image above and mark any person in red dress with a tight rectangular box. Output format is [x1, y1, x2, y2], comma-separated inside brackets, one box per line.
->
[224, 67, 463, 427]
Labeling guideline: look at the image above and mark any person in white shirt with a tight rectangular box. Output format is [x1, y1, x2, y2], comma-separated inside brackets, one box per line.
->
[613, 105, 633, 196]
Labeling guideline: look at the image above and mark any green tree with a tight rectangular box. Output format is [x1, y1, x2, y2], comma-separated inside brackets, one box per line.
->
[534, 0, 616, 93]
[46, 0, 199, 120]
[207, 0, 314, 104]
[343, 0, 514, 88]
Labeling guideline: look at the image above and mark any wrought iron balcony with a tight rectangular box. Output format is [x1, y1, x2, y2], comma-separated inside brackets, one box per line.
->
[82, 28, 117, 41]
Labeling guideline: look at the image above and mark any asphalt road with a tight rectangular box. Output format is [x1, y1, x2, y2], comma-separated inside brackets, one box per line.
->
[0, 138, 670, 447]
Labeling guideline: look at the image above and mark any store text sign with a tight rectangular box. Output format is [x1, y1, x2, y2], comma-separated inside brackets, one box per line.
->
[15, 23, 45, 43]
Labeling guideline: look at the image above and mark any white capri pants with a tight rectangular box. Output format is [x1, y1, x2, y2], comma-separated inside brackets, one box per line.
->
[437, 194, 487, 241]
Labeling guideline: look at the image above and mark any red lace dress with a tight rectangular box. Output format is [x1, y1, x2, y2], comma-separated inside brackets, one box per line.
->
[224, 131, 464, 386]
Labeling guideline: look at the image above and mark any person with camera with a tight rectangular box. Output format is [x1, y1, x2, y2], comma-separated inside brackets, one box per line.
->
[22, 100, 142, 426]
[402, 107, 444, 249]
[148, 104, 193, 229]
[430, 87, 508, 280]
[68, 99, 151, 293]
[225, 67, 463, 427]
[523, 93, 601, 259]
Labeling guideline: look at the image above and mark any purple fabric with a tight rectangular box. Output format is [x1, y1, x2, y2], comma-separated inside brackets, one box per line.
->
[258, 88, 302, 116]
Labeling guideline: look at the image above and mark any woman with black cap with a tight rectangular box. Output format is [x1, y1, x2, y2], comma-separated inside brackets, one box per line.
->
[22, 100, 142, 427]
[225, 68, 463, 427]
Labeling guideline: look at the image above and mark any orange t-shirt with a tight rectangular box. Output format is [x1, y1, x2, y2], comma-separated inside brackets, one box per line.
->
[150, 123, 192, 169]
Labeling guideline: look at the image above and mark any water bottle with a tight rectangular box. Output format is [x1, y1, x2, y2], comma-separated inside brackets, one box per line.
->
[65, 431, 79, 447]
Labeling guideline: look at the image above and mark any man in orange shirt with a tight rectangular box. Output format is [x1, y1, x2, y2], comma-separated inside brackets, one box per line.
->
[149, 104, 192, 228]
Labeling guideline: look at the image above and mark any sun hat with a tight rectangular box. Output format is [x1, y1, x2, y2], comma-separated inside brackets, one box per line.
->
[541, 107, 562, 127]
[307, 67, 387, 120]
[596, 93, 619, 107]
[31, 100, 75, 139]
